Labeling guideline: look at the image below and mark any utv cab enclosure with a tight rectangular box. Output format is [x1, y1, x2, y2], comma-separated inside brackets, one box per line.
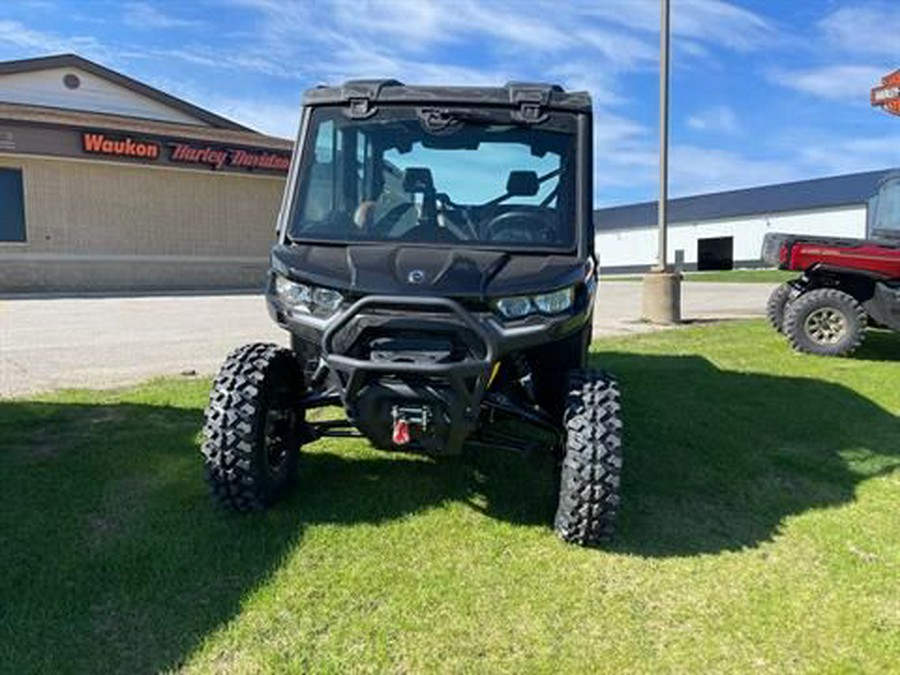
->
[762, 171, 900, 356]
[201, 81, 623, 546]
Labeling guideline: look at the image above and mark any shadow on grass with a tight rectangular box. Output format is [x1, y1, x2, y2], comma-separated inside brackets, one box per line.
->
[0, 401, 305, 674]
[1, 348, 898, 671]
[589, 351, 899, 558]
[0, 399, 547, 674]
[852, 328, 900, 362]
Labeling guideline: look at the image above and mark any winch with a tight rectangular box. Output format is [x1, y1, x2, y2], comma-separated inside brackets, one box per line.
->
[391, 404, 432, 446]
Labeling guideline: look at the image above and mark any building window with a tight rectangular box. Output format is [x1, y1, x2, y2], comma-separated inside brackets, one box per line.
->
[0, 168, 26, 242]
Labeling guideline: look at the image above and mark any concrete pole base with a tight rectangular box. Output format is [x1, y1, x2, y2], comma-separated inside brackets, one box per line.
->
[641, 270, 682, 324]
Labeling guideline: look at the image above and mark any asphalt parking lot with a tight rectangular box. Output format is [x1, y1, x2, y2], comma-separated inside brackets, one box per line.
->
[0, 281, 774, 397]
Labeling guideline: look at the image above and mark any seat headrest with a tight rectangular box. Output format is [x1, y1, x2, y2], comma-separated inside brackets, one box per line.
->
[403, 167, 435, 193]
[506, 170, 539, 197]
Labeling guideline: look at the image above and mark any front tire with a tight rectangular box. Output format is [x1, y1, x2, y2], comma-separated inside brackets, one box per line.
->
[783, 289, 867, 357]
[554, 370, 623, 546]
[766, 282, 792, 333]
[202, 343, 305, 510]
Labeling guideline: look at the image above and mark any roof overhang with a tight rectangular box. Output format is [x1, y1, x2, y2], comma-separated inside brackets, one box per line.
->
[0, 53, 254, 132]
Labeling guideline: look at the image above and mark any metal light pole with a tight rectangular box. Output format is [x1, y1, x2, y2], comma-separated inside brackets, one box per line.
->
[641, 0, 682, 323]
[657, 0, 669, 272]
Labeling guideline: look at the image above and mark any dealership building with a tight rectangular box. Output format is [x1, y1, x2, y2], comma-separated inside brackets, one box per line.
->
[0, 53, 293, 293]
[594, 168, 896, 273]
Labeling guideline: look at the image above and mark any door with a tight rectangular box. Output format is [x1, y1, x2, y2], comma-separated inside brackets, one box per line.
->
[697, 236, 734, 271]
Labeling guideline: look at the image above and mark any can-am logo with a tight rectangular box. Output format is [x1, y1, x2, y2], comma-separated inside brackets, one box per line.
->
[871, 69, 900, 117]
[407, 269, 426, 284]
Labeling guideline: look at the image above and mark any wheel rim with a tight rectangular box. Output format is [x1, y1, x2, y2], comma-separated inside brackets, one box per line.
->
[804, 307, 847, 345]
[263, 386, 295, 475]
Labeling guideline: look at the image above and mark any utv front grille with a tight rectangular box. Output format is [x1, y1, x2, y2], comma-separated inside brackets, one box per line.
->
[321, 295, 496, 412]
[327, 306, 488, 362]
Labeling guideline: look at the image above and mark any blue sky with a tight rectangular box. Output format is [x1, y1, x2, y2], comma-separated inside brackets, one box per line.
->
[0, 0, 898, 206]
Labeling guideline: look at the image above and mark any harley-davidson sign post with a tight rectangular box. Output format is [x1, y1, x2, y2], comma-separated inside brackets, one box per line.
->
[871, 70, 900, 117]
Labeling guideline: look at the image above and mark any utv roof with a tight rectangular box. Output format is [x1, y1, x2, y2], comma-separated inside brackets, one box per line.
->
[303, 80, 592, 114]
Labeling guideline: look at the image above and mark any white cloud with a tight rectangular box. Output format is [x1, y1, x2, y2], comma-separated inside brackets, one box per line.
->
[16, 1, 56, 10]
[572, 25, 657, 70]
[158, 47, 300, 80]
[669, 145, 801, 197]
[796, 137, 900, 177]
[666, 133, 900, 201]
[325, 0, 455, 53]
[123, 3, 202, 29]
[321, 1, 613, 57]
[686, 105, 739, 134]
[581, 0, 774, 52]
[598, 136, 896, 206]
[673, 0, 773, 51]
[223, 0, 771, 82]
[766, 3, 896, 105]
[137, 73, 302, 138]
[0, 19, 111, 60]
[769, 65, 885, 102]
[818, 3, 900, 58]
[204, 96, 302, 139]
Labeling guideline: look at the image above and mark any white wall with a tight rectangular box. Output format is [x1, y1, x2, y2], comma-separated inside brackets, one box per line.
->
[596, 205, 867, 270]
[0, 67, 207, 126]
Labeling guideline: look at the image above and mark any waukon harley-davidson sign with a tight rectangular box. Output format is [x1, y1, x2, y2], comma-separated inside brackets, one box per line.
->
[81, 131, 291, 173]
[871, 70, 900, 117]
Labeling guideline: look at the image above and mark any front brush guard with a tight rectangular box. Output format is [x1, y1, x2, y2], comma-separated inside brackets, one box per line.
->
[320, 296, 497, 452]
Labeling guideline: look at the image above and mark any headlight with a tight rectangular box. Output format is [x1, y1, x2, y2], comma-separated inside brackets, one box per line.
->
[274, 275, 344, 318]
[533, 287, 574, 314]
[495, 295, 533, 319]
[312, 287, 343, 313]
[494, 285, 574, 319]
[275, 275, 311, 305]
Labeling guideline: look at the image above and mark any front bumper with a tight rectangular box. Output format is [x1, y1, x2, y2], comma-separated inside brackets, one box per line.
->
[267, 290, 590, 454]
[267, 287, 592, 362]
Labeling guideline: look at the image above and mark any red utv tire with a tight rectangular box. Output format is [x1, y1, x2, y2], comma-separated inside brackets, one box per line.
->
[766, 282, 793, 333]
[782, 289, 867, 357]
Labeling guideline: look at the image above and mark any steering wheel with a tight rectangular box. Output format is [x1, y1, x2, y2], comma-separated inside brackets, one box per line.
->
[371, 201, 415, 235]
[483, 211, 551, 243]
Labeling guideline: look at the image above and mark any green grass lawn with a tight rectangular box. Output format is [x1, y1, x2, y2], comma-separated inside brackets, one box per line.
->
[604, 269, 796, 283]
[2, 321, 899, 674]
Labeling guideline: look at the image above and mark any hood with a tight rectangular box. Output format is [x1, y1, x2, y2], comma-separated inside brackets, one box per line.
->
[270, 243, 586, 299]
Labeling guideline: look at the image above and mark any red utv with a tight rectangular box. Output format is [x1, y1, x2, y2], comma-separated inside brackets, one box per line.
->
[761, 171, 900, 356]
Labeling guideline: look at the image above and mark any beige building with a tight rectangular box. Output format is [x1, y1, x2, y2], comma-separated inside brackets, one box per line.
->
[0, 54, 293, 293]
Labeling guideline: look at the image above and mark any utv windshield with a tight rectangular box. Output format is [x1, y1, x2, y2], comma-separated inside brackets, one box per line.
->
[288, 106, 578, 250]
[869, 174, 900, 239]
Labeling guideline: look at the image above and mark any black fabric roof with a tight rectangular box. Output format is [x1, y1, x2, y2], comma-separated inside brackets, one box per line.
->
[594, 169, 895, 232]
[0, 53, 252, 132]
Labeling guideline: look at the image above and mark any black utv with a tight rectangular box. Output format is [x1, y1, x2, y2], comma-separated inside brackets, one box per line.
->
[201, 81, 622, 546]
